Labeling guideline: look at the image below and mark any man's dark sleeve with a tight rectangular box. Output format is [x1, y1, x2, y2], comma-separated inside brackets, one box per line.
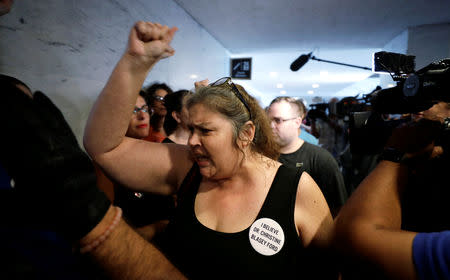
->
[311, 149, 348, 214]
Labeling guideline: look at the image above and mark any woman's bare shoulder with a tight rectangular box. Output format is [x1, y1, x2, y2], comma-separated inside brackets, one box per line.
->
[295, 171, 334, 248]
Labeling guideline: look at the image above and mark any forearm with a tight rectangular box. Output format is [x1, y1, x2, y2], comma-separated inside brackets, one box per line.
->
[334, 160, 407, 247]
[337, 161, 407, 228]
[84, 54, 155, 158]
[337, 223, 418, 280]
[135, 221, 170, 241]
[81, 206, 186, 279]
[334, 161, 418, 279]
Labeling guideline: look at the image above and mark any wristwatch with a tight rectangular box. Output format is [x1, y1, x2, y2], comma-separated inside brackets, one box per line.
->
[379, 147, 406, 163]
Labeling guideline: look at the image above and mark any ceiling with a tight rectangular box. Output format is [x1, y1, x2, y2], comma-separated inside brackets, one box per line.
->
[174, 0, 450, 105]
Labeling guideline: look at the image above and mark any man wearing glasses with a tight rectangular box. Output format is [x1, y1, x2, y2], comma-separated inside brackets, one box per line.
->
[267, 97, 347, 217]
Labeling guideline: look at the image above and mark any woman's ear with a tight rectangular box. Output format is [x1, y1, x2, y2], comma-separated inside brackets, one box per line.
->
[172, 111, 182, 124]
[238, 121, 256, 148]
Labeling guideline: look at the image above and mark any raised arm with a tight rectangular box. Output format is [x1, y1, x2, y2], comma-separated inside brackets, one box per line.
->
[84, 22, 192, 193]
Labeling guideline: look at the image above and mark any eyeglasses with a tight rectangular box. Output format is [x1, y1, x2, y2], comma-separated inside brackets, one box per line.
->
[152, 95, 165, 102]
[133, 105, 150, 114]
[270, 117, 298, 125]
[209, 77, 252, 120]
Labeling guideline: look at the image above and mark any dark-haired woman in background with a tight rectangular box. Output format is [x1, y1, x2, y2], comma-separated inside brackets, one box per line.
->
[162, 89, 191, 145]
[142, 82, 173, 143]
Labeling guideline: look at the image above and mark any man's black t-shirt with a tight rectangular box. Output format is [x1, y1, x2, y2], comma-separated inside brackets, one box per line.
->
[279, 142, 347, 215]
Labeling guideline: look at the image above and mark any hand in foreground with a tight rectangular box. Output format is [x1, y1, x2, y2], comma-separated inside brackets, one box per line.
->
[126, 21, 178, 66]
[194, 79, 209, 90]
[385, 118, 443, 159]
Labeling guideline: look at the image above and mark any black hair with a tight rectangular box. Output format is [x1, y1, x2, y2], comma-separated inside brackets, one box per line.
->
[142, 82, 173, 106]
[138, 90, 146, 99]
[163, 90, 191, 135]
[0, 74, 32, 93]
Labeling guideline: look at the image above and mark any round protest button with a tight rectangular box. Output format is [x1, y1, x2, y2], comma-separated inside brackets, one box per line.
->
[249, 217, 285, 256]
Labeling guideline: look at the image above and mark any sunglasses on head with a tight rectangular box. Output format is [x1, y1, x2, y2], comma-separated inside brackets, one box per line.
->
[209, 77, 252, 120]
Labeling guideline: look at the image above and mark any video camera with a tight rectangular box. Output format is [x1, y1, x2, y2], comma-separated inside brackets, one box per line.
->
[368, 51, 450, 114]
[307, 103, 329, 121]
[335, 95, 373, 119]
[308, 93, 373, 122]
[348, 52, 450, 154]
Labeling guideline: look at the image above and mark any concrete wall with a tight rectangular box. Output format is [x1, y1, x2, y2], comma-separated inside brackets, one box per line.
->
[407, 23, 450, 70]
[0, 0, 230, 144]
[380, 23, 450, 88]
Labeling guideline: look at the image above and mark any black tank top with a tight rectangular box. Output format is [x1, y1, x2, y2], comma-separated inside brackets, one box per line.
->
[155, 164, 325, 279]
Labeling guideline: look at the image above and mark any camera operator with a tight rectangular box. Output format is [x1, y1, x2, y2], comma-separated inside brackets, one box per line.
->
[333, 101, 450, 279]
[309, 103, 335, 154]
[309, 98, 347, 160]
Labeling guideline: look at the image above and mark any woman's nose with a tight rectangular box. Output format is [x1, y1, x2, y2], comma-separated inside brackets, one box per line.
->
[188, 132, 200, 146]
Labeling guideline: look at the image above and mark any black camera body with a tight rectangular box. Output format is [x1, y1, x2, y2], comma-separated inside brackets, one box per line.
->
[308, 97, 370, 121]
[307, 103, 329, 121]
[335, 96, 371, 119]
[348, 52, 450, 154]
[369, 52, 450, 114]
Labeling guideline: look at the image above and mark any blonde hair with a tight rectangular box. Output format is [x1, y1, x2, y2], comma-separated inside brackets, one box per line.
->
[269, 96, 306, 118]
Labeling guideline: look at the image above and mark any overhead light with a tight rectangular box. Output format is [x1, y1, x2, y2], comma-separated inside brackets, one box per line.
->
[276, 83, 283, 88]
[307, 90, 314, 95]
[190, 74, 198, 79]
[269, 72, 278, 77]
[320, 71, 329, 76]
[280, 90, 287, 95]
[290, 52, 372, 72]
[312, 84, 320, 88]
